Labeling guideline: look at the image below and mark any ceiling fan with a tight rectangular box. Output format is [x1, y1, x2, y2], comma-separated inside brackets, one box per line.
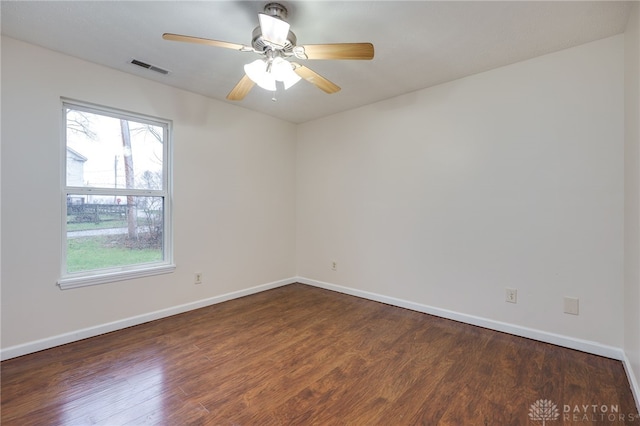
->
[163, 2, 374, 101]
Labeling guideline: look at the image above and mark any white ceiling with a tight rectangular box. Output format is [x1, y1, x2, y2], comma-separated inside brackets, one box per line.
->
[1, 1, 633, 123]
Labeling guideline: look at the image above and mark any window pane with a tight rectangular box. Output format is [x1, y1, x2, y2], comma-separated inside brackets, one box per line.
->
[66, 109, 164, 190]
[62, 101, 171, 285]
[66, 195, 164, 273]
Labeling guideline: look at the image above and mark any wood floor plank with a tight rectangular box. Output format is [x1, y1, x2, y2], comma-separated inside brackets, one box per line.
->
[1, 283, 638, 425]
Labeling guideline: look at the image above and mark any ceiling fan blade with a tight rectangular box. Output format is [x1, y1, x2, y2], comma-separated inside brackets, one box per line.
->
[291, 63, 341, 94]
[162, 33, 252, 51]
[226, 74, 255, 101]
[299, 43, 374, 60]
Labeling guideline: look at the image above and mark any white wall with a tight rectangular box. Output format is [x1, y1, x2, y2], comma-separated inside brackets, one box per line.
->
[0, 30, 632, 370]
[624, 1, 640, 404]
[297, 35, 625, 348]
[0, 37, 297, 351]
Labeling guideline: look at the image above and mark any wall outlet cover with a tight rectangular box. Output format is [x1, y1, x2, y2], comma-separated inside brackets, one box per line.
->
[564, 297, 579, 315]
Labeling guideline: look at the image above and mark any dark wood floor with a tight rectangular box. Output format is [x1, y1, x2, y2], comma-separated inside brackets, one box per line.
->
[1, 283, 638, 425]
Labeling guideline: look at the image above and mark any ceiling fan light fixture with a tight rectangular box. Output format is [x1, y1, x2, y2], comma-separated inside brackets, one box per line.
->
[244, 57, 301, 92]
[258, 13, 290, 49]
[271, 57, 301, 89]
[164, 1, 373, 102]
[244, 59, 276, 91]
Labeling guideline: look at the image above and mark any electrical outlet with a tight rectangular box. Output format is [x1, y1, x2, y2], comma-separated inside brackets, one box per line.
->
[505, 288, 517, 304]
[564, 297, 579, 315]
[331, 261, 337, 271]
[194, 272, 202, 284]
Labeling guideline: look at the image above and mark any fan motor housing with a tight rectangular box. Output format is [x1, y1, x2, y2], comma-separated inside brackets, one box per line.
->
[252, 2, 295, 53]
[251, 26, 297, 53]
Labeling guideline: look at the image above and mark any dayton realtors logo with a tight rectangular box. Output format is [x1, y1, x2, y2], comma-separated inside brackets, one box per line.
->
[528, 399, 640, 424]
[529, 399, 560, 425]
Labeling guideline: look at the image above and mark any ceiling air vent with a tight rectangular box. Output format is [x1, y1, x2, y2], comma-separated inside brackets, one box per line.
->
[130, 59, 169, 75]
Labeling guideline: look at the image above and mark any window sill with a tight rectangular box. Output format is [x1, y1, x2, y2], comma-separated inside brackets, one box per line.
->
[58, 264, 176, 290]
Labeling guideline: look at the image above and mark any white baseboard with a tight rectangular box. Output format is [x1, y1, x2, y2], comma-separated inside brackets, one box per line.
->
[622, 352, 640, 412]
[0, 277, 296, 361]
[296, 277, 624, 359]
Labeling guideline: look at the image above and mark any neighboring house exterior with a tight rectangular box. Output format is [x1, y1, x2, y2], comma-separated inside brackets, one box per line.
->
[66, 147, 86, 205]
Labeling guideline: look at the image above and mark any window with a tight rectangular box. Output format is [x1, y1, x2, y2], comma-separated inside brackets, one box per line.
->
[58, 100, 174, 289]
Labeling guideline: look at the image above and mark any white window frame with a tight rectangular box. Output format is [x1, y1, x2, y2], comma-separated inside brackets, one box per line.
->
[58, 99, 175, 290]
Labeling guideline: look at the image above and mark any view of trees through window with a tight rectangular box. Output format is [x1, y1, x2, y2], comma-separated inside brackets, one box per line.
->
[64, 103, 169, 275]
